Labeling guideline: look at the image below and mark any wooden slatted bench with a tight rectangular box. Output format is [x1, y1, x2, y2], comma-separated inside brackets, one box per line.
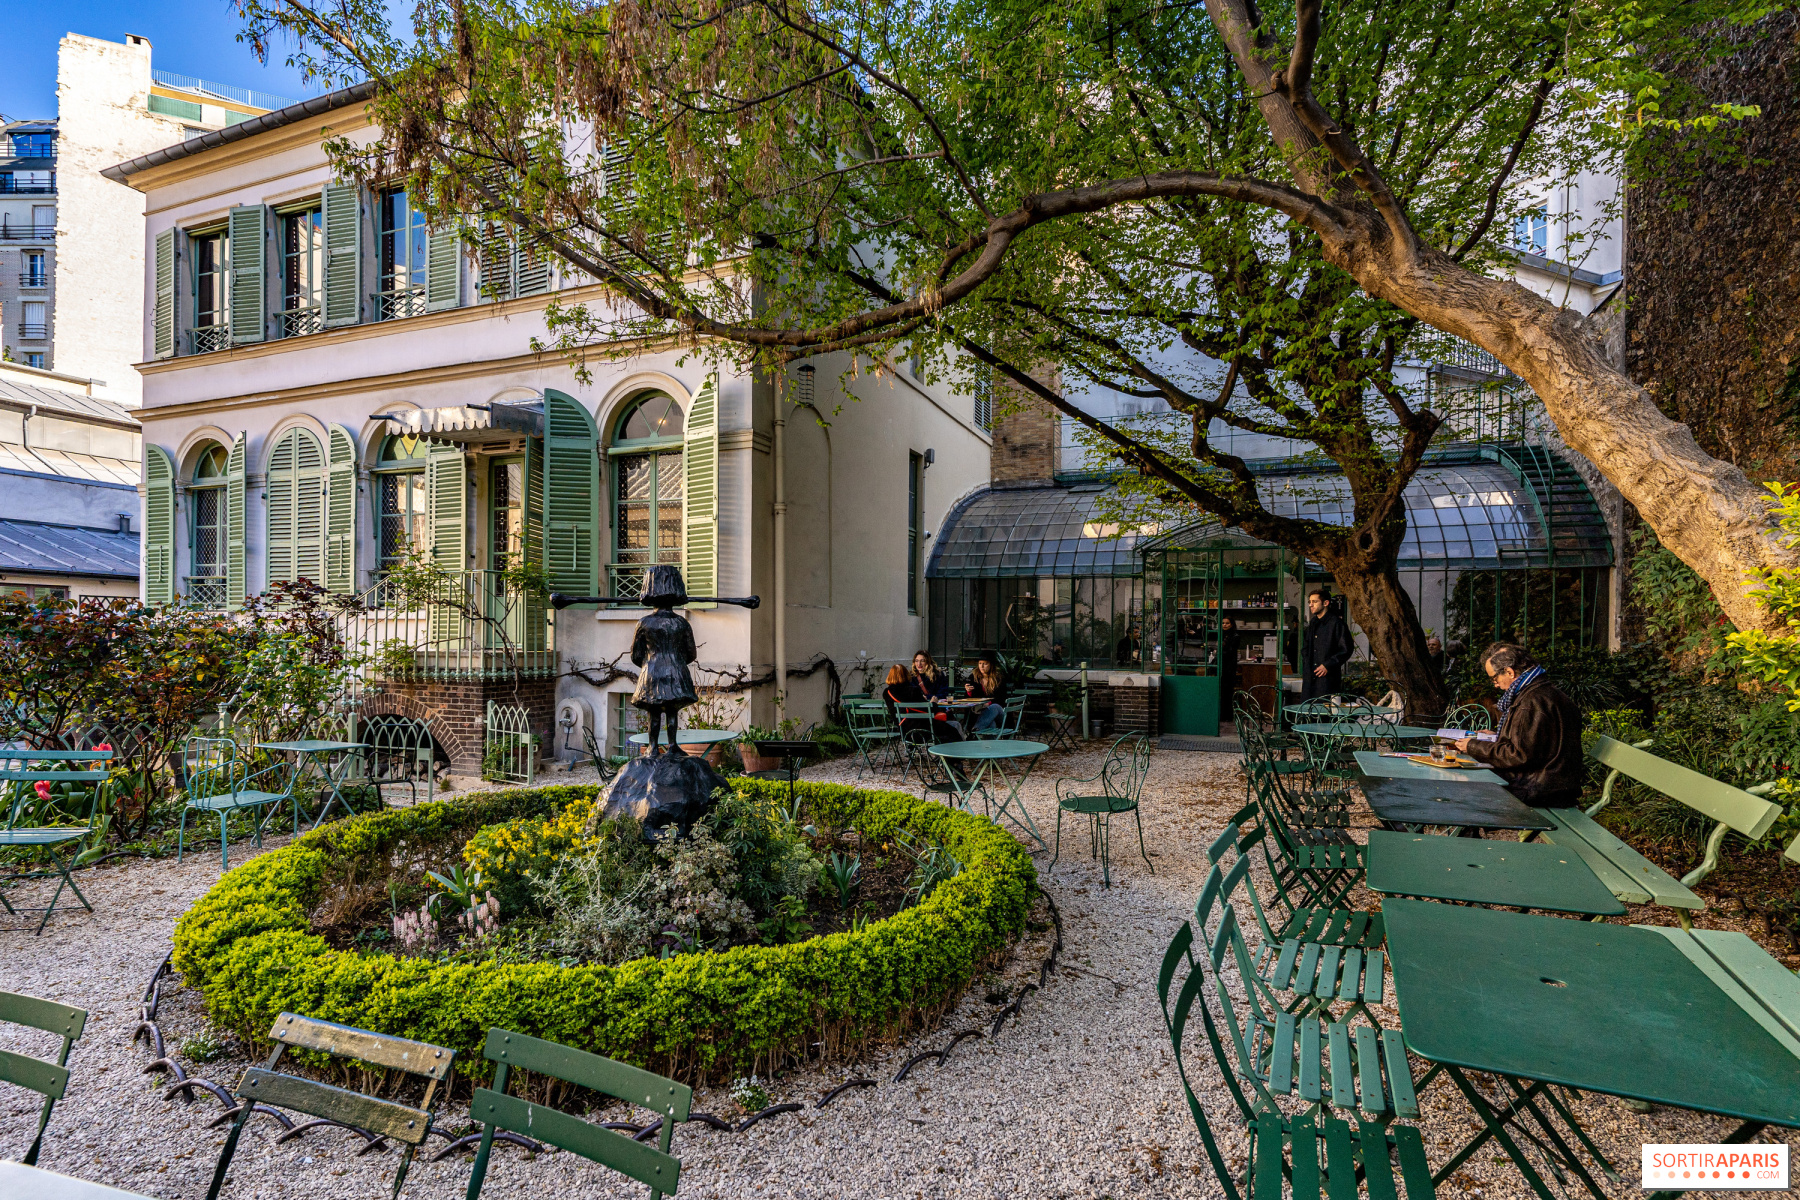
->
[1530, 735, 1782, 928]
[206, 1014, 454, 1200]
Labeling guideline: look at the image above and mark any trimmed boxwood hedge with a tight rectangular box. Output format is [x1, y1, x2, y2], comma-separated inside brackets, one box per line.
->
[171, 779, 1035, 1082]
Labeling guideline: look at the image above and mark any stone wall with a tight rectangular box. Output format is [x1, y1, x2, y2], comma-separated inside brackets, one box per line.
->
[1625, 12, 1800, 479]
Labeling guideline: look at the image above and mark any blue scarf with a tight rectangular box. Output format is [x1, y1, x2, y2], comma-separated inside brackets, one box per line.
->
[1495, 665, 1545, 732]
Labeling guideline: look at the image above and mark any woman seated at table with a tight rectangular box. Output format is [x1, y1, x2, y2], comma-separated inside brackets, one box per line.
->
[1452, 642, 1583, 806]
[884, 665, 963, 744]
[964, 655, 1010, 731]
[911, 650, 951, 699]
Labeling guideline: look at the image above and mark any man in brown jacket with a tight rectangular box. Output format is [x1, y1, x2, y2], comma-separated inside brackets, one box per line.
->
[1452, 643, 1585, 807]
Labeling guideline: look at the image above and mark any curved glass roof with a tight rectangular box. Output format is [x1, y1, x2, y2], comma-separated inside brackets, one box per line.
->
[930, 454, 1611, 579]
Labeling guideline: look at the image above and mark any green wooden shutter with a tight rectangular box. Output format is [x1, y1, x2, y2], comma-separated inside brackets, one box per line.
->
[516, 238, 551, 296]
[266, 430, 296, 585]
[225, 433, 247, 609]
[683, 373, 720, 608]
[425, 227, 460, 312]
[227, 204, 266, 344]
[322, 183, 361, 328]
[523, 438, 547, 651]
[478, 220, 514, 301]
[294, 430, 326, 584]
[326, 425, 358, 593]
[153, 229, 177, 360]
[426, 442, 467, 569]
[144, 445, 175, 605]
[542, 389, 598, 597]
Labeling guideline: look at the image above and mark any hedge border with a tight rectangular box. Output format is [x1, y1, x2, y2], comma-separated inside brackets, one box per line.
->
[171, 779, 1036, 1083]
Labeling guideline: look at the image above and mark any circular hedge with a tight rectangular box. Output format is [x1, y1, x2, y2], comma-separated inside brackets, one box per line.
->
[172, 778, 1036, 1082]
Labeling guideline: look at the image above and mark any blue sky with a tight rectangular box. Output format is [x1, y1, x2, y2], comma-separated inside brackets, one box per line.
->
[1, 5, 333, 120]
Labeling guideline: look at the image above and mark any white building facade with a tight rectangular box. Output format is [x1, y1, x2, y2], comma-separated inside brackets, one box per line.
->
[110, 85, 992, 775]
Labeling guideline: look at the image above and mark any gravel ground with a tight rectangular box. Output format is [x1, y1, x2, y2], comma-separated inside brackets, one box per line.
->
[1, 745, 1793, 1199]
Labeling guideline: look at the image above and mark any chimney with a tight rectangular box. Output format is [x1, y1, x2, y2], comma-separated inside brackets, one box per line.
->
[117, 513, 132, 534]
[988, 362, 1062, 486]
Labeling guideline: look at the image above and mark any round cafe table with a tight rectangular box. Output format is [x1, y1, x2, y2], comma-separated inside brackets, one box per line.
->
[256, 739, 367, 830]
[628, 728, 739, 752]
[929, 739, 1049, 849]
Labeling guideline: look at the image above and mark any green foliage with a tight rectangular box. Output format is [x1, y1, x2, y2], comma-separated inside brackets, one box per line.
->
[895, 829, 964, 907]
[462, 800, 595, 916]
[703, 788, 822, 917]
[1629, 526, 1734, 665]
[822, 851, 861, 908]
[756, 895, 815, 946]
[730, 1076, 771, 1113]
[170, 779, 1035, 1082]
[424, 864, 487, 918]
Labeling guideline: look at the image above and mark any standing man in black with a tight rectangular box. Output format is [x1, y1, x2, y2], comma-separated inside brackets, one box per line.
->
[1300, 589, 1353, 701]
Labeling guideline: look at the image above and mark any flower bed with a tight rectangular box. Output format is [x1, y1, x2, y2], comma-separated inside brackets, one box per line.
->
[171, 779, 1035, 1082]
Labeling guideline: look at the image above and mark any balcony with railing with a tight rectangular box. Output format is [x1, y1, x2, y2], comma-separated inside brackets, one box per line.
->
[0, 226, 55, 242]
[184, 576, 227, 609]
[190, 325, 230, 354]
[375, 287, 426, 322]
[16, 323, 46, 340]
[18, 273, 46, 288]
[0, 176, 55, 195]
[280, 306, 322, 338]
[338, 568, 556, 682]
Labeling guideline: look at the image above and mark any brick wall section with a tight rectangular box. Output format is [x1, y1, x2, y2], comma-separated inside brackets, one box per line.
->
[366, 676, 558, 776]
[1111, 684, 1159, 736]
[989, 364, 1063, 485]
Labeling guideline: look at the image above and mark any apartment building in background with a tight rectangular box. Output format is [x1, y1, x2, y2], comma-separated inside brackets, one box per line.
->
[0, 32, 281, 401]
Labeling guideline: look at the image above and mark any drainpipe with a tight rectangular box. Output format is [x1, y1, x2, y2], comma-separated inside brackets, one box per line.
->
[773, 395, 788, 724]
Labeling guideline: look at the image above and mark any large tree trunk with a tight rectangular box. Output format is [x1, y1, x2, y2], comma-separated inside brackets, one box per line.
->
[1313, 547, 1451, 718]
[1326, 243, 1798, 635]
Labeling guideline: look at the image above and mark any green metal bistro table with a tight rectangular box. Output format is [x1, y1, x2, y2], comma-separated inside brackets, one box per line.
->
[1294, 722, 1437, 741]
[0, 1161, 155, 1199]
[256, 740, 368, 830]
[1354, 749, 1505, 785]
[1286, 700, 1401, 719]
[1364, 830, 1625, 916]
[1384, 898, 1800, 1200]
[1358, 774, 1555, 834]
[929, 739, 1049, 850]
[628, 729, 740, 749]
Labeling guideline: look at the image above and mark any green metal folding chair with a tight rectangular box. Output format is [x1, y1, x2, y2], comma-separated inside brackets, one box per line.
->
[1051, 732, 1153, 887]
[178, 736, 300, 869]
[466, 1028, 688, 1200]
[0, 749, 111, 934]
[0, 987, 87, 1164]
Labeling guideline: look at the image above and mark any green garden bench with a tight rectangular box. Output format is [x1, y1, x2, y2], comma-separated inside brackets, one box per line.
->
[1530, 735, 1782, 927]
[207, 1013, 455, 1200]
[1158, 919, 1434, 1200]
[466, 1028, 689, 1200]
[0, 749, 111, 934]
[178, 736, 300, 869]
[0, 987, 87, 1165]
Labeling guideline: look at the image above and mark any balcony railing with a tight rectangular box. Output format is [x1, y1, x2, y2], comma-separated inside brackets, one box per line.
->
[184, 576, 227, 609]
[18, 273, 46, 288]
[190, 325, 230, 354]
[279, 305, 322, 338]
[2, 146, 56, 162]
[338, 568, 556, 683]
[1436, 336, 1517, 379]
[16, 323, 46, 340]
[0, 179, 54, 195]
[0, 227, 55, 242]
[375, 287, 427, 322]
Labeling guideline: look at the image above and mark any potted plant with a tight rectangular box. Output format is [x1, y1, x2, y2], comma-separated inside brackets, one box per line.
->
[738, 717, 804, 774]
[678, 688, 745, 766]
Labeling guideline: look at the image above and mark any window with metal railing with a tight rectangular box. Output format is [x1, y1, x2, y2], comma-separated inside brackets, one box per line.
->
[187, 443, 229, 609]
[375, 434, 430, 574]
[279, 205, 324, 338]
[19, 252, 45, 288]
[377, 186, 427, 321]
[608, 393, 686, 603]
[190, 228, 229, 353]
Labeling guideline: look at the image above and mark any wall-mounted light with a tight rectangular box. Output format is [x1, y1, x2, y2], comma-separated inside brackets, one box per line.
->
[923, 448, 935, 469]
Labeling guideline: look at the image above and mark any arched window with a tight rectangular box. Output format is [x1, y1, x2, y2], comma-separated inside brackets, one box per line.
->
[608, 393, 684, 594]
[375, 433, 430, 573]
[187, 442, 228, 607]
[266, 427, 326, 585]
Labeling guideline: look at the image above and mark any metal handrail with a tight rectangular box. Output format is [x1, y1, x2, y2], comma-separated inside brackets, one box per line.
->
[0, 180, 54, 195]
[17, 273, 46, 288]
[338, 568, 556, 685]
[0, 227, 55, 241]
[16, 323, 46, 339]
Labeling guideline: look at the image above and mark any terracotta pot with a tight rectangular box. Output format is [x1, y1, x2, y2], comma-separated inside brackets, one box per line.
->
[684, 742, 727, 768]
[738, 748, 781, 773]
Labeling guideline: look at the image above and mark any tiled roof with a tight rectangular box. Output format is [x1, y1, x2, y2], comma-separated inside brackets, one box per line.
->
[0, 518, 139, 580]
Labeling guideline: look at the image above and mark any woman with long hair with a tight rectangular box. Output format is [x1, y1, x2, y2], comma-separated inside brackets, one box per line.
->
[886, 663, 961, 744]
[965, 654, 1010, 731]
[911, 650, 949, 699]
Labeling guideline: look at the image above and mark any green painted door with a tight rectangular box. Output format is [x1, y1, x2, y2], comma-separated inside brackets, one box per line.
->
[1161, 674, 1221, 736]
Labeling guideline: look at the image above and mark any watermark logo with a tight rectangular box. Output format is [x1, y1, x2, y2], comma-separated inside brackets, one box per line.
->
[1643, 1144, 1788, 1190]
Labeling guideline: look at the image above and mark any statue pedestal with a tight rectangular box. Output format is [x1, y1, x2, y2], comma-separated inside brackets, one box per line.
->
[599, 751, 729, 838]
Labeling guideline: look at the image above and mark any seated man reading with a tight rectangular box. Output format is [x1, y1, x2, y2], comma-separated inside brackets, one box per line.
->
[1452, 642, 1585, 807]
